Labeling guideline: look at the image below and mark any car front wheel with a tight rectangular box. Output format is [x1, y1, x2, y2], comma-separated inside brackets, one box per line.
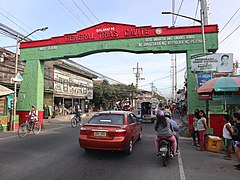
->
[138, 129, 142, 141]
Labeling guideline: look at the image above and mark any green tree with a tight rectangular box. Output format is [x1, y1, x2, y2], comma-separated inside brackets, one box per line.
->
[90, 80, 137, 110]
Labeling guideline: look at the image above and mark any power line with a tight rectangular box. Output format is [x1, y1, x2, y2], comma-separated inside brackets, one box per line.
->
[0, 7, 43, 39]
[72, 0, 95, 24]
[220, 7, 240, 34]
[193, 0, 200, 25]
[173, 0, 185, 26]
[57, 0, 86, 26]
[53, 0, 80, 27]
[0, 10, 35, 38]
[0, 23, 31, 41]
[80, 0, 100, 22]
[219, 24, 240, 44]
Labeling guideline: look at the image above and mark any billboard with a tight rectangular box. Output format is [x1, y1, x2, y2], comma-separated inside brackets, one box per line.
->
[191, 53, 233, 72]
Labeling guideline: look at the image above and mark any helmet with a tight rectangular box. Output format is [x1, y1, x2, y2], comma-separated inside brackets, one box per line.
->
[156, 109, 164, 117]
[164, 112, 171, 118]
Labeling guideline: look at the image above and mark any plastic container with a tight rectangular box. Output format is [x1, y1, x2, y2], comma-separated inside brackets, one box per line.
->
[205, 135, 222, 153]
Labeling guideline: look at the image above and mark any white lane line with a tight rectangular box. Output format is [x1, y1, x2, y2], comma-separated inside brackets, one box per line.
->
[178, 151, 186, 180]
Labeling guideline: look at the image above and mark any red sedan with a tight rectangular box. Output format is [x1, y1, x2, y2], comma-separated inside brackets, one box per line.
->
[79, 111, 142, 154]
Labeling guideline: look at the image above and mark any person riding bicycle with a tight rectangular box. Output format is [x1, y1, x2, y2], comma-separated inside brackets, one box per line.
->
[74, 102, 81, 121]
[154, 109, 177, 156]
[29, 105, 38, 126]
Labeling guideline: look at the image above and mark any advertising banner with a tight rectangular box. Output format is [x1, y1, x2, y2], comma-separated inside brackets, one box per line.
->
[191, 53, 233, 72]
[197, 72, 212, 87]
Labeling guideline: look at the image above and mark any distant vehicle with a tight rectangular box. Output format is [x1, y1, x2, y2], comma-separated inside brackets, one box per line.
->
[136, 98, 159, 123]
[79, 111, 142, 154]
[122, 105, 134, 111]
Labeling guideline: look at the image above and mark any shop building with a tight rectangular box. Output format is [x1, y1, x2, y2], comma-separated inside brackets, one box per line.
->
[0, 47, 97, 129]
[44, 59, 97, 118]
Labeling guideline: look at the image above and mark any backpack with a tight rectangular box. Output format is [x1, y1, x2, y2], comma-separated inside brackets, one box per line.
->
[232, 125, 240, 141]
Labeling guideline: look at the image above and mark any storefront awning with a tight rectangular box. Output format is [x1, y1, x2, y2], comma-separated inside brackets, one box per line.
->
[0, 85, 14, 96]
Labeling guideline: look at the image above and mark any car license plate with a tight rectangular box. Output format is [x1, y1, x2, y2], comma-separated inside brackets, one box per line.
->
[94, 132, 106, 137]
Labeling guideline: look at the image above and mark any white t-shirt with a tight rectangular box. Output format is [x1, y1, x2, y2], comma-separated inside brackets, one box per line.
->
[223, 122, 232, 139]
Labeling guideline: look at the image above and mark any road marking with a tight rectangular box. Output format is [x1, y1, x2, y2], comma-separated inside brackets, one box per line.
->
[178, 151, 186, 180]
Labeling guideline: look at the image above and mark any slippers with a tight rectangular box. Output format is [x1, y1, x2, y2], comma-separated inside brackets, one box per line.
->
[223, 157, 232, 160]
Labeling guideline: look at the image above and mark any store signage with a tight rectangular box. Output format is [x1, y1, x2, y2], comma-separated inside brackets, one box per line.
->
[191, 53, 233, 72]
[197, 72, 212, 87]
[53, 69, 93, 99]
[198, 93, 212, 100]
[20, 22, 218, 48]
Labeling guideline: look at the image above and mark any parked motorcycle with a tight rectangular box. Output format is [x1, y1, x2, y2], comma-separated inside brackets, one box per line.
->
[158, 138, 174, 167]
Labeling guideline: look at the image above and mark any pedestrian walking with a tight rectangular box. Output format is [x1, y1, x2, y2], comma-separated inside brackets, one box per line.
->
[232, 112, 240, 170]
[197, 110, 208, 151]
[222, 114, 233, 160]
[191, 109, 200, 146]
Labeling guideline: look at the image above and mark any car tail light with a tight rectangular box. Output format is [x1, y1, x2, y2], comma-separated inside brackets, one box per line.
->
[115, 129, 126, 137]
[80, 127, 87, 135]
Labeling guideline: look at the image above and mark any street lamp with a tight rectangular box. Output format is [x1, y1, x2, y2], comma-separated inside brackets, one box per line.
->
[162, 11, 210, 122]
[12, 27, 48, 131]
[162, 11, 206, 53]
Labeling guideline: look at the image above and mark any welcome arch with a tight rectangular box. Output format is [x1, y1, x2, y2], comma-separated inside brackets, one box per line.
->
[18, 22, 218, 124]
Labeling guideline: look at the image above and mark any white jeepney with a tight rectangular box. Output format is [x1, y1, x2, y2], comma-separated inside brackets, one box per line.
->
[136, 98, 159, 123]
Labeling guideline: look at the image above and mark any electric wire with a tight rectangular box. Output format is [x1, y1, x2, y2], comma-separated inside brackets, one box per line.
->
[57, 0, 86, 26]
[173, 0, 185, 26]
[220, 7, 240, 34]
[72, 0, 95, 24]
[0, 7, 42, 39]
[0, 11, 30, 36]
[219, 24, 240, 44]
[193, 0, 200, 25]
[53, 0, 80, 26]
[80, 0, 100, 22]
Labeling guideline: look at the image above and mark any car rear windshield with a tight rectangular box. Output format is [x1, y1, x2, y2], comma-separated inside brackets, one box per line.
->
[89, 114, 124, 125]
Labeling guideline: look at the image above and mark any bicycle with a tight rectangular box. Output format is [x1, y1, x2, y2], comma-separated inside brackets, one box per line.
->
[18, 116, 41, 138]
[71, 113, 83, 128]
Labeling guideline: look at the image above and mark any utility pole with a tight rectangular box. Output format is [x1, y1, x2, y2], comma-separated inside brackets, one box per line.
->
[170, 56, 174, 101]
[133, 62, 143, 90]
[171, 0, 177, 102]
[200, 0, 210, 25]
[201, 0, 210, 122]
[174, 54, 177, 99]
[150, 83, 154, 97]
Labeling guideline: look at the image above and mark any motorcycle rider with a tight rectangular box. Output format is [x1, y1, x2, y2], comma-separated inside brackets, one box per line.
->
[164, 111, 180, 153]
[154, 109, 177, 156]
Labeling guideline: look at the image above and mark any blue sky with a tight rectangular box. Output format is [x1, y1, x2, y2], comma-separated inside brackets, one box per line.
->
[1, 0, 240, 98]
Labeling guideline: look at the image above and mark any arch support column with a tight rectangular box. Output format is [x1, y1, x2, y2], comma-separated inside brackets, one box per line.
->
[17, 59, 44, 125]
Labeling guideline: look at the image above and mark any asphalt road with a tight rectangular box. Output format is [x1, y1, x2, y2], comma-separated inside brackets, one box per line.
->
[0, 117, 239, 180]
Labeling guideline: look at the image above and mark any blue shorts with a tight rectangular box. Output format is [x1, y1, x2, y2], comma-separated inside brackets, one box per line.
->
[233, 141, 240, 148]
